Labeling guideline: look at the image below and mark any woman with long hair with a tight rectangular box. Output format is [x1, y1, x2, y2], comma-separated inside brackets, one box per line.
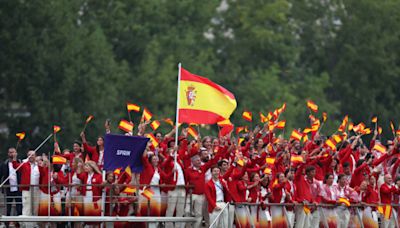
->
[80, 132, 105, 169]
[77, 161, 103, 227]
[270, 172, 289, 228]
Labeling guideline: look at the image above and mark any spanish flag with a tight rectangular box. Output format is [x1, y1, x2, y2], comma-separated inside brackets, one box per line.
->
[52, 155, 67, 165]
[85, 115, 94, 124]
[325, 139, 336, 151]
[263, 167, 272, 174]
[163, 118, 174, 126]
[291, 155, 304, 163]
[306, 100, 318, 113]
[118, 120, 134, 133]
[150, 120, 161, 131]
[141, 188, 155, 200]
[146, 133, 159, 148]
[187, 126, 199, 139]
[236, 126, 246, 135]
[259, 112, 268, 123]
[322, 112, 327, 122]
[338, 115, 348, 132]
[142, 108, 153, 121]
[275, 120, 286, 129]
[373, 143, 387, 154]
[242, 111, 252, 122]
[16, 132, 26, 141]
[390, 121, 396, 135]
[290, 130, 303, 141]
[53, 125, 61, 134]
[127, 103, 140, 112]
[178, 67, 237, 124]
[371, 116, 378, 123]
[265, 157, 275, 165]
[123, 186, 137, 194]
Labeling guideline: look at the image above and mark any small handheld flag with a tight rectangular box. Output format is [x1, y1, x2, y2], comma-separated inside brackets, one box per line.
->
[242, 111, 252, 122]
[127, 103, 140, 112]
[306, 100, 318, 113]
[118, 120, 134, 133]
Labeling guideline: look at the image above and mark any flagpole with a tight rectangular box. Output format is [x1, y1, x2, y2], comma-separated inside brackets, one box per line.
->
[174, 63, 182, 180]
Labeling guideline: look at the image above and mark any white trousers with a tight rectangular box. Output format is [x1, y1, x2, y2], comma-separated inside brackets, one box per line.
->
[336, 207, 350, 228]
[209, 202, 228, 228]
[192, 194, 205, 228]
[294, 206, 310, 228]
[22, 188, 39, 228]
[165, 188, 186, 228]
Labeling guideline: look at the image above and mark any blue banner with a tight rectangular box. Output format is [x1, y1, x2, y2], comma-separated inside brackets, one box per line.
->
[104, 134, 149, 173]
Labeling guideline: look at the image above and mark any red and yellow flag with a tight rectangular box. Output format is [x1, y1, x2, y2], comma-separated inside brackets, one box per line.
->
[178, 67, 237, 124]
[390, 121, 396, 135]
[306, 100, 318, 113]
[242, 111, 252, 122]
[348, 122, 354, 131]
[290, 130, 303, 141]
[373, 143, 387, 154]
[322, 112, 327, 122]
[16, 132, 26, 141]
[150, 120, 161, 131]
[259, 112, 268, 123]
[142, 108, 153, 121]
[291, 155, 304, 163]
[85, 115, 94, 124]
[52, 155, 67, 165]
[265, 157, 275, 165]
[263, 167, 272, 174]
[217, 119, 234, 137]
[118, 120, 134, 133]
[127, 103, 140, 112]
[371, 116, 378, 123]
[146, 133, 159, 148]
[325, 139, 337, 151]
[163, 118, 174, 126]
[338, 115, 348, 132]
[141, 188, 155, 200]
[53, 125, 61, 134]
[123, 186, 137, 194]
[187, 126, 199, 139]
[275, 120, 286, 129]
[236, 126, 247, 135]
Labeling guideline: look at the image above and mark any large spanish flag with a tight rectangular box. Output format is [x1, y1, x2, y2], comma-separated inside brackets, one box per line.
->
[178, 67, 237, 124]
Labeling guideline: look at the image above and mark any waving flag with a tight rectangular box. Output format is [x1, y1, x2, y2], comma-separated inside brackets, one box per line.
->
[85, 115, 94, 124]
[306, 100, 318, 113]
[53, 125, 61, 134]
[127, 103, 140, 112]
[150, 120, 161, 131]
[242, 111, 252, 122]
[118, 120, 134, 133]
[178, 67, 237, 124]
[16, 132, 26, 141]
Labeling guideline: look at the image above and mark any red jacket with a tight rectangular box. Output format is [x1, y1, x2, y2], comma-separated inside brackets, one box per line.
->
[83, 143, 100, 164]
[159, 155, 182, 192]
[271, 180, 287, 203]
[236, 180, 248, 203]
[185, 156, 219, 195]
[294, 163, 313, 203]
[380, 183, 399, 204]
[38, 166, 67, 194]
[139, 155, 171, 188]
[12, 160, 36, 191]
[223, 165, 247, 202]
[205, 178, 230, 213]
[77, 172, 103, 202]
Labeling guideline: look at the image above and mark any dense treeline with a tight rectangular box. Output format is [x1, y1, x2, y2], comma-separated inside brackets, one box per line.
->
[0, 0, 399, 153]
